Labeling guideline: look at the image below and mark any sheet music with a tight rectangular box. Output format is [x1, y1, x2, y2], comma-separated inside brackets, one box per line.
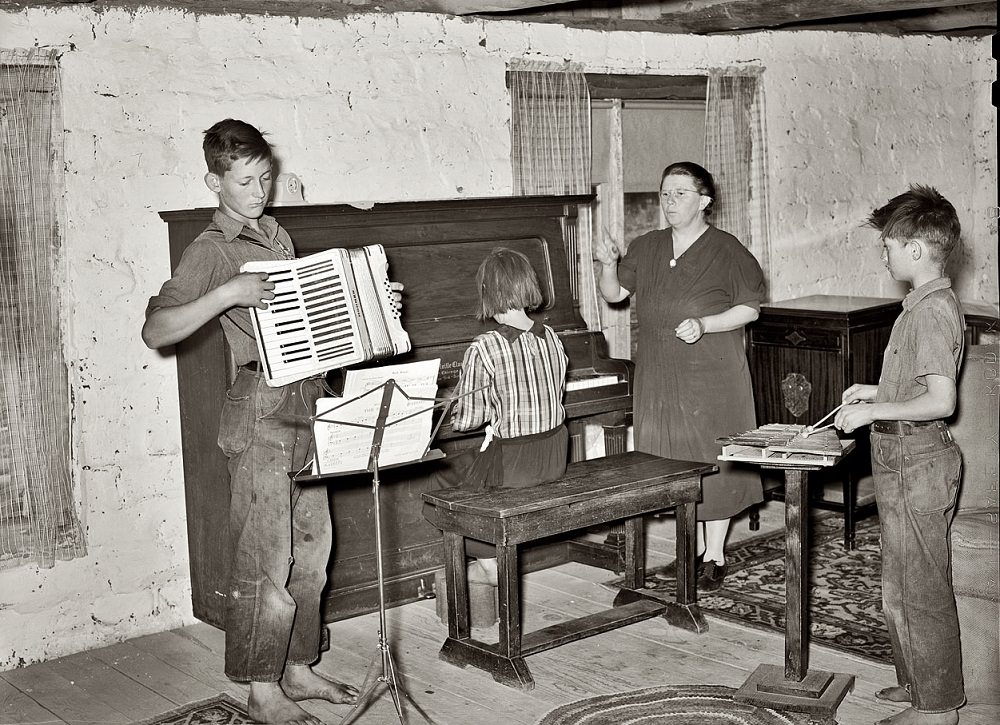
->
[313, 359, 441, 475]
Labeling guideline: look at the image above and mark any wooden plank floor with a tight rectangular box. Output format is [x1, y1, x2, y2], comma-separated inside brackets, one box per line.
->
[2, 502, 997, 725]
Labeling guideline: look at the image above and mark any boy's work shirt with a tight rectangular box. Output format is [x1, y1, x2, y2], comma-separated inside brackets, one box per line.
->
[876, 277, 965, 405]
[146, 209, 294, 367]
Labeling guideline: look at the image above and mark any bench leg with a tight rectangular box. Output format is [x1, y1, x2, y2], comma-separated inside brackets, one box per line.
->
[665, 500, 708, 633]
[622, 515, 645, 590]
[438, 541, 533, 690]
[610, 500, 707, 634]
[443, 531, 470, 641]
[494, 543, 532, 688]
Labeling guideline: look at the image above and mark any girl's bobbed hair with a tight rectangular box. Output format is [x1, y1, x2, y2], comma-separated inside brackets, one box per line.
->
[476, 247, 543, 321]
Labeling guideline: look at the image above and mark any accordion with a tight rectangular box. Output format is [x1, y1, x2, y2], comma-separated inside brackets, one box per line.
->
[240, 245, 410, 387]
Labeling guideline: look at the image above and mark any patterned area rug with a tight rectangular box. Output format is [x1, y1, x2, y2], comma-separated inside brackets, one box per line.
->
[539, 684, 816, 725]
[612, 515, 892, 665]
[136, 694, 249, 725]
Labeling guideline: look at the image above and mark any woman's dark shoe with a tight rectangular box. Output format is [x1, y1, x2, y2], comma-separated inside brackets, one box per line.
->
[655, 553, 704, 579]
[698, 560, 728, 592]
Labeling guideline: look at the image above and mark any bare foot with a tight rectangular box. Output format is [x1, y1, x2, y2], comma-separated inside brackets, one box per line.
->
[248, 681, 322, 724]
[875, 707, 959, 725]
[876, 686, 911, 703]
[281, 664, 359, 705]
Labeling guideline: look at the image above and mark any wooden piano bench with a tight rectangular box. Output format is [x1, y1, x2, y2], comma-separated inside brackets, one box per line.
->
[421, 451, 716, 690]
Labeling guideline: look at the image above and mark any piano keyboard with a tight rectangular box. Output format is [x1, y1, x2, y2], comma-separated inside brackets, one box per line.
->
[565, 374, 621, 392]
[242, 245, 410, 387]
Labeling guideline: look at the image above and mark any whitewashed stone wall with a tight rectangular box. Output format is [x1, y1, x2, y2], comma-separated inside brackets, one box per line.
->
[0, 4, 995, 668]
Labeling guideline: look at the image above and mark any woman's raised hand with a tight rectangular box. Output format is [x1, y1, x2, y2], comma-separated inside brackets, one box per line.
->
[594, 231, 620, 267]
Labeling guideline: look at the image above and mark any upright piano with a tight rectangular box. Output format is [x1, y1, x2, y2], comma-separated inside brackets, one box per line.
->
[159, 195, 634, 627]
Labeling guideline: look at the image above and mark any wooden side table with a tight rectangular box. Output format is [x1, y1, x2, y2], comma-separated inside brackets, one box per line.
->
[719, 429, 857, 717]
[747, 295, 900, 549]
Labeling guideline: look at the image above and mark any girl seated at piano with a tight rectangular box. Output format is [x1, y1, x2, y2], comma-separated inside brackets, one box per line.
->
[448, 247, 570, 586]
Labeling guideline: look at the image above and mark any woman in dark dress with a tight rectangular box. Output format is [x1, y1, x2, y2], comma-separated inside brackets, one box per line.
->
[595, 162, 766, 591]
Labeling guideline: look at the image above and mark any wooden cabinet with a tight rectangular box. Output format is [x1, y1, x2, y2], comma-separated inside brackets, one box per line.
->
[746, 295, 901, 549]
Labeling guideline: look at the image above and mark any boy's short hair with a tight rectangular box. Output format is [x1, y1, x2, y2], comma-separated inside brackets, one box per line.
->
[867, 184, 961, 264]
[476, 247, 543, 321]
[203, 119, 273, 176]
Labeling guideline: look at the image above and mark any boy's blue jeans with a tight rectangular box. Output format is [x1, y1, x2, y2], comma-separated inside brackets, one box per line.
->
[218, 367, 331, 683]
[871, 421, 965, 713]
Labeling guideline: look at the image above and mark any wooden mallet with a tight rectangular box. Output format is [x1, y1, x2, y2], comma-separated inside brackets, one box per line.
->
[802, 402, 848, 438]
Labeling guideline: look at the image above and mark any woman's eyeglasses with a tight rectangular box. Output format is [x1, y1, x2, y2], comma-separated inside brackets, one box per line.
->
[661, 189, 702, 201]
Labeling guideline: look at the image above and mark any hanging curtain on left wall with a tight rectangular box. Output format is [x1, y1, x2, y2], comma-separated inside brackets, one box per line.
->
[0, 47, 86, 569]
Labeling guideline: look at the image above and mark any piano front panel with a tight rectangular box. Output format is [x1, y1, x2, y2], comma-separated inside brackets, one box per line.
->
[160, 195, 633, 626]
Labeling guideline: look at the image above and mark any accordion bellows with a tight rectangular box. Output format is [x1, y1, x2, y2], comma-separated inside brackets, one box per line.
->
[241, 245, 410, 387]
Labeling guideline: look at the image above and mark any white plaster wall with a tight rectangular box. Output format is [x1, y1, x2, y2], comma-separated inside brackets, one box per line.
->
[0, 4, 995, 668]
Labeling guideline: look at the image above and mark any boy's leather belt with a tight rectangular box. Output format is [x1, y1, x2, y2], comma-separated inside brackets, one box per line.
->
[871, 419, 938, 435]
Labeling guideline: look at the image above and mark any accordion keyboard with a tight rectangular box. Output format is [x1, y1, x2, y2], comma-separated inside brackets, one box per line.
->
[242, 245, 409, 386]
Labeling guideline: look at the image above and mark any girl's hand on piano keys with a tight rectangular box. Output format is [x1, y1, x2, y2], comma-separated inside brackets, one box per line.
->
[227, 271, 276, 310]
[389, 281, 404, 314]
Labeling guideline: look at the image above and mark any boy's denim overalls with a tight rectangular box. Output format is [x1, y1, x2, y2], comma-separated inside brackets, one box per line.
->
[871, 420, 965, 712]
[218, 367, 331, 682]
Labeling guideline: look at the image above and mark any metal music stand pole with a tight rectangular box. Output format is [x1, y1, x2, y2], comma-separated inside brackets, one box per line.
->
[336, 379, 440, 725]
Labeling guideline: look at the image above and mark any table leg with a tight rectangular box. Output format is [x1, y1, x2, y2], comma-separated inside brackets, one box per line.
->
[733, 466, 855, 716]
[785, 467, 809, 680]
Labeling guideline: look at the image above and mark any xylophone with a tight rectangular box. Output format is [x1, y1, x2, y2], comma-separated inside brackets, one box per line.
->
[716, 423, 849, 466]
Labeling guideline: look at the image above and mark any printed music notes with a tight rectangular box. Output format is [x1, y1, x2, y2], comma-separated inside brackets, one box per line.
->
[312, 359, 441, 475]
[241, 245, 410, 387]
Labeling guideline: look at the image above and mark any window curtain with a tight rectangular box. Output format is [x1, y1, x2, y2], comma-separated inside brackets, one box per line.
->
[704, 68, 772, 289]
[1, 48, 86, 569]
[509, 59, 604, 333]
[509, 58, 591, 196]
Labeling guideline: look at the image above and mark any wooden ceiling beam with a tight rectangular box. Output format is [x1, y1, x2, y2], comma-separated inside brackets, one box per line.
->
[769, 3, 996, 34]
[14, 1, 995, 35]
[424, 1, 570, 12]
[650, 0, 995, 32]
[479, 0, 995, 34]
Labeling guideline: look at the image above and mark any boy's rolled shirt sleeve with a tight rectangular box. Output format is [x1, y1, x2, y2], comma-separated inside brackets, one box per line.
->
[146, 240, 235, 315]
[910, 299, 964, 384]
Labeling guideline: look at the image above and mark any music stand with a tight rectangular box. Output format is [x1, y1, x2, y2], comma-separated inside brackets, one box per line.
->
[294, 377, 467, 725]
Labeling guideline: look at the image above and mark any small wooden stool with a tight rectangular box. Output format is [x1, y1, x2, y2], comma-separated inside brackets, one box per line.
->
[422, 451, 715, 689]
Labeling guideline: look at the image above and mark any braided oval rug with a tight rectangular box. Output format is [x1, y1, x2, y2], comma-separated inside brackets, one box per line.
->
[538, 685, 817, 725]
